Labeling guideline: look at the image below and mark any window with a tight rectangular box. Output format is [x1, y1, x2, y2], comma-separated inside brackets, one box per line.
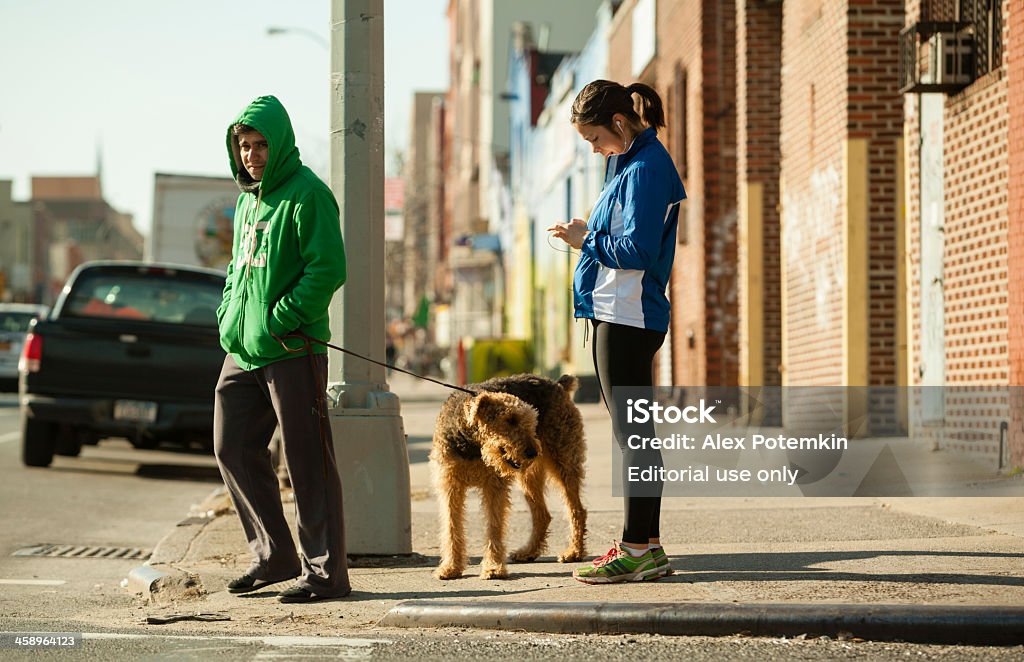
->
[0, 312, 39, 333]
[65, 273, 224, 327]
[961, 0, 1002, 75]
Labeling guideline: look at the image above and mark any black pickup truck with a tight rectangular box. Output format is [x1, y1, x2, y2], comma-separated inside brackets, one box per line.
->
[19, 261, 227, 467]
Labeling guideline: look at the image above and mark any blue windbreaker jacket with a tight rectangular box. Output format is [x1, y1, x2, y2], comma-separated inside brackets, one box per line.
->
[573, 127, 687, 333]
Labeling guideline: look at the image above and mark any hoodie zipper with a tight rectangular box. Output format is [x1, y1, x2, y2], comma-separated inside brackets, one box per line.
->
[236, 186, 263, 353]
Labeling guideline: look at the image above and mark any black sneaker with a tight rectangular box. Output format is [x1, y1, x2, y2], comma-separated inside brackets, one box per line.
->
[226, 574, 295, 594]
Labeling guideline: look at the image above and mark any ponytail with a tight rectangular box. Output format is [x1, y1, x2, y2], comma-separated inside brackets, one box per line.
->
[626, 83, 666, 130]
[571, 79, 666, 134]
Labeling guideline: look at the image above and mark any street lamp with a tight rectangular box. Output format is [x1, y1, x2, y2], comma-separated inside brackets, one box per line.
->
[265, 26, 329, 50]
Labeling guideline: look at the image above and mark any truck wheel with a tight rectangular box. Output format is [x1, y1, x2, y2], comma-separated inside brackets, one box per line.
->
[131, 434, 159, 450]
[22, 416, 57, 467]
[55, 428, 83, 457]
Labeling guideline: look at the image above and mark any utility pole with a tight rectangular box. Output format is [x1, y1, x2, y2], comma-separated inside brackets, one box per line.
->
[328, 0, 411, 555]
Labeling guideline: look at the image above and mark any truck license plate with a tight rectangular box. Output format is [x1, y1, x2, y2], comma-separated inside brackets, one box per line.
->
[113, 400, 158, 423]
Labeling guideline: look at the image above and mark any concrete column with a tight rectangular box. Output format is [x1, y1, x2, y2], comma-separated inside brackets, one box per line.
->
[844, 138, 869, 437]
[739, 181, 764, 389]
[328, 0, 411, 555]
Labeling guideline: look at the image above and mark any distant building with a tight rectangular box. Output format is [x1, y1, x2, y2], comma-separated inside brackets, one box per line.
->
[31, 176, 143, 299]
[402, 92, 447, 348]
[384, 176, 406, 321]
[443, 0, 606, 353]
[0, 180, 34, 302]
[504, 13, 609, 393]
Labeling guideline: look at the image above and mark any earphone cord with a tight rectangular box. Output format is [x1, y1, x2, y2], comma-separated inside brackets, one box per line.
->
[547, 232, 579, 256]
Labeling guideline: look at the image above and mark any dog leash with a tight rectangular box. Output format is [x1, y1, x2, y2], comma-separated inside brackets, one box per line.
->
[273, 329, 475, 395]
[270, 329, 475, 482]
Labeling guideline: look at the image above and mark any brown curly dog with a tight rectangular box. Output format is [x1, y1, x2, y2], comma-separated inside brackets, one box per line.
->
[430, 374, 587, 579]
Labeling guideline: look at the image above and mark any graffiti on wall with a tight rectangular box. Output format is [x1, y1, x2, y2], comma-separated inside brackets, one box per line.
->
[783, 164, 842, 331]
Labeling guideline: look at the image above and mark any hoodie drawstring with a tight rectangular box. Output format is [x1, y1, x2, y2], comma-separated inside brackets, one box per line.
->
[242, 187, 264, 283]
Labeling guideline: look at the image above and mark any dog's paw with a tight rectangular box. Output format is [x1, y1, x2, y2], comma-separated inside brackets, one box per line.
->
[509, 549, 540, 563]
[557, 548, 585, 563]
[479, 565, 509, 580]
[434, 565, 463, 580]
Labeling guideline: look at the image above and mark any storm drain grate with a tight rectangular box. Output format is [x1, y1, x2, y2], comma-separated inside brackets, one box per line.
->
[13, 544, 151, 560]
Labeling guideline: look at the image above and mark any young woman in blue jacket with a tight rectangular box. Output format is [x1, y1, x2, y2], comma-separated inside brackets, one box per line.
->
[549, 79, 686, 584]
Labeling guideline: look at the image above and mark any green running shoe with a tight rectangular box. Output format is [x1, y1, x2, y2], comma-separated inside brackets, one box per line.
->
[648, 546, 674, 579]
[573, 543, 659, 584]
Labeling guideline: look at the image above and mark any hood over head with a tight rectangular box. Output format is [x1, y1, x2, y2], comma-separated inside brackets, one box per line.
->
[227, 95, 302, 193]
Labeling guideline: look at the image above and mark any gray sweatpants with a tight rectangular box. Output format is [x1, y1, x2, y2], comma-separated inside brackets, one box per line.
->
[213, 353, 351, 597]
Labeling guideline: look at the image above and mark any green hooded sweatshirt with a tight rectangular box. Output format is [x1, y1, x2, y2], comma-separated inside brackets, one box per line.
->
[217, 95, 347, 370]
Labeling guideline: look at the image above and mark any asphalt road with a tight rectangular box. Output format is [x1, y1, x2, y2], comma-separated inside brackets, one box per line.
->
[0, 392, 218, 630]
[1, 623, 1023, 661]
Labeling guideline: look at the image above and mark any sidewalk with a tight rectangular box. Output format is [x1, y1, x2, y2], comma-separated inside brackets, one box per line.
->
[129, 372, 1024, 644]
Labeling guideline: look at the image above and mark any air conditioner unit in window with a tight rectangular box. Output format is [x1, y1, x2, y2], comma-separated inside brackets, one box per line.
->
[899, 22, 973, 94]
[922, 31, 974, 86]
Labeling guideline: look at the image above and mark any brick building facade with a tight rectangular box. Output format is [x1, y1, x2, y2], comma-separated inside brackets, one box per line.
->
[610, 0, 1013, 436]
[903, 1, 1013, 464]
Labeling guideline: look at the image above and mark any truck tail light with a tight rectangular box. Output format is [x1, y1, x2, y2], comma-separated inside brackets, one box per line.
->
[20, 333, 42, 373]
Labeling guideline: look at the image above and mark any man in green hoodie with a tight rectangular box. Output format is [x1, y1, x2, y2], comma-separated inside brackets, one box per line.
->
[213, 95, 350, 603]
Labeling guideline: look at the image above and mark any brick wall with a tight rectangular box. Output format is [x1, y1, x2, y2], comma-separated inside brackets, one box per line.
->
[609, 0, 708, 387]
[607, 2, 633, 82]
[940, 36, 1009, 460]
[943, 76, 1009, 385]
[657, 1, 707, 388]
[648, 0, 739, 389]
[780, 0, 848, 386]
[701, 0, 739, 389]
[736, 0, 783, 387]
[849, 0, 904, 390]
[778, 0, 902, 394]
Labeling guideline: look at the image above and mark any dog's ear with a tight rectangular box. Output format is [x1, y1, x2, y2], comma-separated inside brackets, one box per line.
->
[557, 374, 579, 397]
[464, 392, 502, 426]
[464, 393, 483, 425]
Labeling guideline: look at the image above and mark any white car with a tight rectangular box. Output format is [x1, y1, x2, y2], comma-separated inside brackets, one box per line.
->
[0, 303, 49, 391]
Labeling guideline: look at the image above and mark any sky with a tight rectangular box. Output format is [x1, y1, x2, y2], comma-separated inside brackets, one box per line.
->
[0, 0, 449, 236]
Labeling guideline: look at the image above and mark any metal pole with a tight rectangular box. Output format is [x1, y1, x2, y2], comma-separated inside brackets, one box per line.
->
[328, 0, 411, 555]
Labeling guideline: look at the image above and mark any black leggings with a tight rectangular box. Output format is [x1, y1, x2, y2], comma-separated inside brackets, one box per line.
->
[591, 319, 666, 545]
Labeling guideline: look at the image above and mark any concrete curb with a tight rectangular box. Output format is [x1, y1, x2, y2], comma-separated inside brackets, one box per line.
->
[125, 564, 169, 595]
[380, 600, 1024, 645]
[125, 486, 229, 601]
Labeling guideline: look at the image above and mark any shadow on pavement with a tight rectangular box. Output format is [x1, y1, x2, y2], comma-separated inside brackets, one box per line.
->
[47, 462, 223, 482]
[237, 587, 554, 602]
[136, 464, 223, 482]
[407, 437, 432, 464]
[675, 550, 1024, 586]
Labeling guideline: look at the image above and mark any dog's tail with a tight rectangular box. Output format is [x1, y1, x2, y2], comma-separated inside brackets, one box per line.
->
[556, 374, 579, 399]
